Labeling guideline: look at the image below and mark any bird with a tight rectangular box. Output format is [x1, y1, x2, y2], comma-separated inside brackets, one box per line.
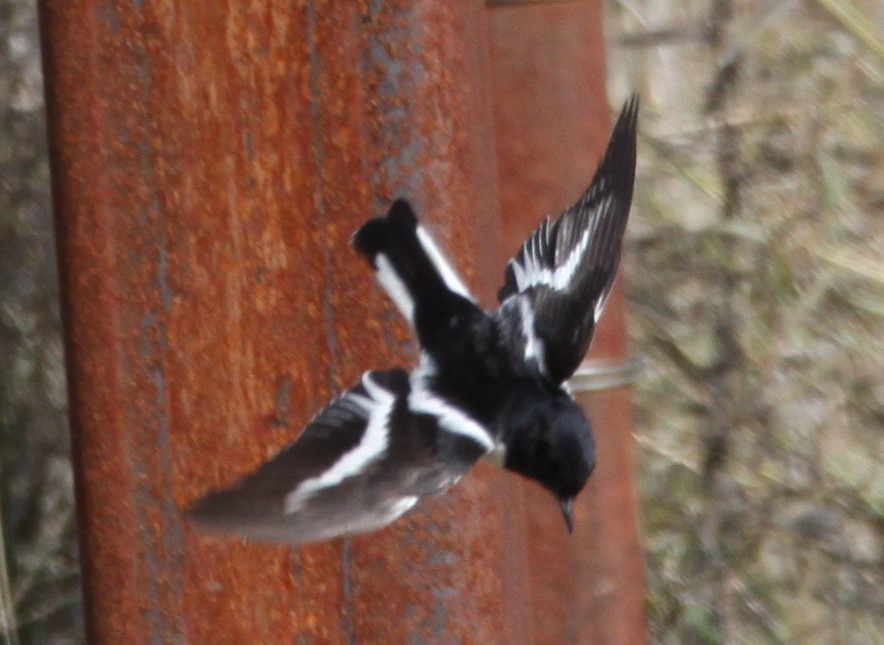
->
[187, 95, 638, 545]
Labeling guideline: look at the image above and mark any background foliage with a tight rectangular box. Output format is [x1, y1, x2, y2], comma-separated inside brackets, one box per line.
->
[0, 0, 81, 643]
[0, 0, 881, 642]
[607, 0, 883, 641]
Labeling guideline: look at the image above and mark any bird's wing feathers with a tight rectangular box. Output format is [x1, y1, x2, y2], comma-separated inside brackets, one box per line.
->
[187, 368, 489, 545]
[498, 96, 638, 384]
[188, 98, 639, 546]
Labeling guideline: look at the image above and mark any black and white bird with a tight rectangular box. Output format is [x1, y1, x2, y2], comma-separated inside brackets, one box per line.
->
[188, 96, 638, 545]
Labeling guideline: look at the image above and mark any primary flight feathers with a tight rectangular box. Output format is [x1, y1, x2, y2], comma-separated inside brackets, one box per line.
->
[498, 98, 638, 383]
[188, 96, 638, 545]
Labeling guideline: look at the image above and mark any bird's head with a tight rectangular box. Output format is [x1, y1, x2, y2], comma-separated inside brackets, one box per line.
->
[500, 394, 596, 532]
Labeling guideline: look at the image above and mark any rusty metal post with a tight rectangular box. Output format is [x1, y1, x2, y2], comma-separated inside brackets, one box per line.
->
[40, 1, 530, 642]
[488, 2, 647, 643]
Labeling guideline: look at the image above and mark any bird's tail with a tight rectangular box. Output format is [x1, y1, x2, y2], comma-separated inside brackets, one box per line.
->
[352, 199, 474, 328]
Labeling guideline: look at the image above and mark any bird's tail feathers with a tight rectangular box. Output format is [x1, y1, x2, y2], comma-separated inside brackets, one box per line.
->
[352, 199, 473, 325]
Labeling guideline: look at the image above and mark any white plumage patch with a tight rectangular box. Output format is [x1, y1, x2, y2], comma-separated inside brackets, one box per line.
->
[518, 297, 547, 371]
[375, 253, 415, 324]
[510, 196, 613, 294]
[415, 226, 473, 300]
[408, 355, 495, 453]
[593, 282, 614, 324]
[284, 373, 396, 513]
[510, 229, 588, 292]
[382, 496, 420, 520]
[409, 388, 496, 453]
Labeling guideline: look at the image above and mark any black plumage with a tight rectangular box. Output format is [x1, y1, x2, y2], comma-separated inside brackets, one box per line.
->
[188, 96, 638, 545]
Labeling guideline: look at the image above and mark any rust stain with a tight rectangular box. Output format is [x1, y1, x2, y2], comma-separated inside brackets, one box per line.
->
[42, 0, 527, 643]
[43, 0, 641, 640]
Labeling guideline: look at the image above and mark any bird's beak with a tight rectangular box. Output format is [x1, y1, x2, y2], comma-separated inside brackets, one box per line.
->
[560, 498, 575, 534]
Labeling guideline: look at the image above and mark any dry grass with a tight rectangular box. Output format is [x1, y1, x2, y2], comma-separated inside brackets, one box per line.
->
[607, 0, 883, 641]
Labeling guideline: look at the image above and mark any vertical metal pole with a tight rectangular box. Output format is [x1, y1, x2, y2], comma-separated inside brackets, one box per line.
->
[40, 1, 528, 641]
[488, 2, 647, 643]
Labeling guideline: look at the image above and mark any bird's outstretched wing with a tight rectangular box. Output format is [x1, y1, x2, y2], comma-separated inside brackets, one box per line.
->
[497, 96, 638, 384]
[187, 369, 490, 545]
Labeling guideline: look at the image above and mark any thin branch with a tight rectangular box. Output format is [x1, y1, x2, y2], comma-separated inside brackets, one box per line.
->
[814, 0, 884, 59]
[0, 491, 21, 645]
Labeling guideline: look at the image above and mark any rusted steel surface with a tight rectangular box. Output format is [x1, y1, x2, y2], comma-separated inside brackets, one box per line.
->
[489, 2, 647, 644]
[41, 1, 528, 642]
